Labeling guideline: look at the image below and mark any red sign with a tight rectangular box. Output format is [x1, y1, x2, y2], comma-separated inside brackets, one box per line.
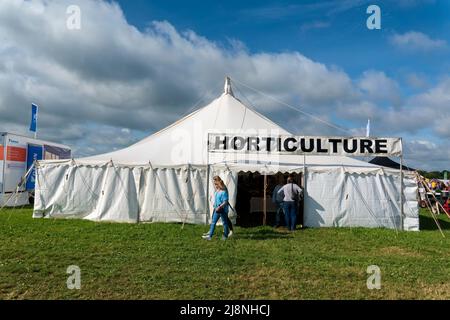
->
[0, 145, 4, 160]
[6, 146, 27, 162]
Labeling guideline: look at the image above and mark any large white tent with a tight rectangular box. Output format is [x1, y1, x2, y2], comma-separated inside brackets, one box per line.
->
[33, 78, 419, 230]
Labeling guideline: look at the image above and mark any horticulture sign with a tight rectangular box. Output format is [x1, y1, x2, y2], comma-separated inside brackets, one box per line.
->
[208, 134, 402, 157]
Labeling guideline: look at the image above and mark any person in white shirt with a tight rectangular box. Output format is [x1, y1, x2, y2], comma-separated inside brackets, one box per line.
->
[278, 175, 303, 231]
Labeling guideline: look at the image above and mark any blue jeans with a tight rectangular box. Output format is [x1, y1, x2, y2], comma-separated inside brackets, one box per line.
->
[274, 202, 284, 226]
[209, 210, 229, 238]
[283, 201, 297, 231]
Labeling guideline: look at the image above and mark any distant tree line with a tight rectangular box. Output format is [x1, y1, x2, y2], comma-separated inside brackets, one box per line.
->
[418, 170, 449, 179]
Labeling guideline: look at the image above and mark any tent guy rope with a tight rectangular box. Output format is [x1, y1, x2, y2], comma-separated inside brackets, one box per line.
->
[231, 77, 351, 134]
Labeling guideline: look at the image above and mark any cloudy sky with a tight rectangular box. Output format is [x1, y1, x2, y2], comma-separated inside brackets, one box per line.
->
[0, 0, 449, 170]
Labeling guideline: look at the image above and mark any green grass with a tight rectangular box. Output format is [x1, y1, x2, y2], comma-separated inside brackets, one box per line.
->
[0, 207, 449, 300]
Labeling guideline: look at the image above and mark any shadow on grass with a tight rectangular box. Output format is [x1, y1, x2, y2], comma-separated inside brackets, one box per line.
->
[0, 205, 34, 212]
[236, 227, 293, 240]
[420, 213, 450, 231]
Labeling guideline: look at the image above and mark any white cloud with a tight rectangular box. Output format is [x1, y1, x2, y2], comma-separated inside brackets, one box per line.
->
[390, 31, 447, 51]
[300, 21, 331, 32]
[407, 78, 450, 137]
[0, 0, 447, 170]
[404, 139, 450, 171]
[395, 0, 436, 8]
[336, 101, 378, 123]
[345, 77, 449, 141]
[0, 0, 356, 149]
[405, 73, 428, 90]
[240, 1, 368, 20]
[358, 71, 402, 106]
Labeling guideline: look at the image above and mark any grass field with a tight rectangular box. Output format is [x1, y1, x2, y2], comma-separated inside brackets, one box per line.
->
[0, 207, 449, 300]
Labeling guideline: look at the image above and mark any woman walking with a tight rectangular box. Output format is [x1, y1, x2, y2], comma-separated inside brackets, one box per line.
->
[202, 176, 232, 240]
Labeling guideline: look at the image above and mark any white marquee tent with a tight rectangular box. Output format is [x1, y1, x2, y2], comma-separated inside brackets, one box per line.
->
[33, 79, 419, 230]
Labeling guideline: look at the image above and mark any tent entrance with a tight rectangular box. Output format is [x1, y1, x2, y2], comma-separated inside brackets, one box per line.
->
[235, 172, 304, 228]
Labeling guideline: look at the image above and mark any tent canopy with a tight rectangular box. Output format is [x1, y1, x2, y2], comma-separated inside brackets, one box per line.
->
[33, 77, 419, 231]
[72, 77, 382, 172]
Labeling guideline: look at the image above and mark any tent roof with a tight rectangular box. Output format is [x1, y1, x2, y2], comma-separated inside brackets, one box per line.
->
[75, 78, 386, 170]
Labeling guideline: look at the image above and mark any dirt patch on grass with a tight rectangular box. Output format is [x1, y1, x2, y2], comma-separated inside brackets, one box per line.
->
[233, 267, 303, 299]
[232, 265, 366, 299]
[418, 282, 450, 299]
[378, 246, 423, 258]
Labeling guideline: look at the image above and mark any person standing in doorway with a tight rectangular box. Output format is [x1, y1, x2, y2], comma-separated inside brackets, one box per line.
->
[272, 175, 285, 228]
[202, 176, 231, 240]
[278, 175, 303, 232]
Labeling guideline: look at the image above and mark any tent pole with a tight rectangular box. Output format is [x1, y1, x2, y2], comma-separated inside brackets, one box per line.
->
[263, 173, 267, 226]
[303, 154, 306, 186]
[303, 153, 306, 228]
[206, 164, 210, 223]
[205, 134, 210, 224]
[400, 154, 404, 231]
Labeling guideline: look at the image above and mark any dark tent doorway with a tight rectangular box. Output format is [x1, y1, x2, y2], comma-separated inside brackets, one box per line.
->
[235, 172, 304, 228]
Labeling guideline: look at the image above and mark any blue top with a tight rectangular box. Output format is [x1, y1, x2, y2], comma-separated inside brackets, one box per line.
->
[214, 190, 229, 214]
[272, 184, 284, 204]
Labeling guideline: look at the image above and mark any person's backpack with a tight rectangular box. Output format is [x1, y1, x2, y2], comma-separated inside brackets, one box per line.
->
[291, 183, 303, 203]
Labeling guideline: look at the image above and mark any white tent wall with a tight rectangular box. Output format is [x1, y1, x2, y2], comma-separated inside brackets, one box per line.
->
[403, 174, 420, 231]
[33, 161, 418, 230]
[139, 165, 209, 224]
[83, 164, 139, 222]
[123, 165, 238, 224]
[304, 168, 419, 230]
[33, 161, 238, 225]
[34, 162, 78, 218]
[33, 162, 136, 221]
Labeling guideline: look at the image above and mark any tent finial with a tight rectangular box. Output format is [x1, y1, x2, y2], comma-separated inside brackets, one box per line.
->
[224, 76, 234, 96]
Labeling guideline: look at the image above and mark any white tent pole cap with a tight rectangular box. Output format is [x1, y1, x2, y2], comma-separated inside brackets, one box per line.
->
[224, 76, 234, 96]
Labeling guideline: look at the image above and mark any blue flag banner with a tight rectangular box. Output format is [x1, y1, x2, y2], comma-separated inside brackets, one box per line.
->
[26, 144, 43, 190]
[30, 103, 38, 133]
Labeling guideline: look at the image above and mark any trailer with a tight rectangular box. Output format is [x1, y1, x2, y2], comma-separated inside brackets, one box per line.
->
[0, 132, 71, 206]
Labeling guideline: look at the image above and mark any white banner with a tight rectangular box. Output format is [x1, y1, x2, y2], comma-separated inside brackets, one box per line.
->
[208, 134, 402, 157]
[3, 135, 27, 192]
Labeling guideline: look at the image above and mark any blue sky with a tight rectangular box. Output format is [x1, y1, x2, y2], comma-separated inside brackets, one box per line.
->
[116, 0, 450, 77]
[0, 0, 449, 170]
